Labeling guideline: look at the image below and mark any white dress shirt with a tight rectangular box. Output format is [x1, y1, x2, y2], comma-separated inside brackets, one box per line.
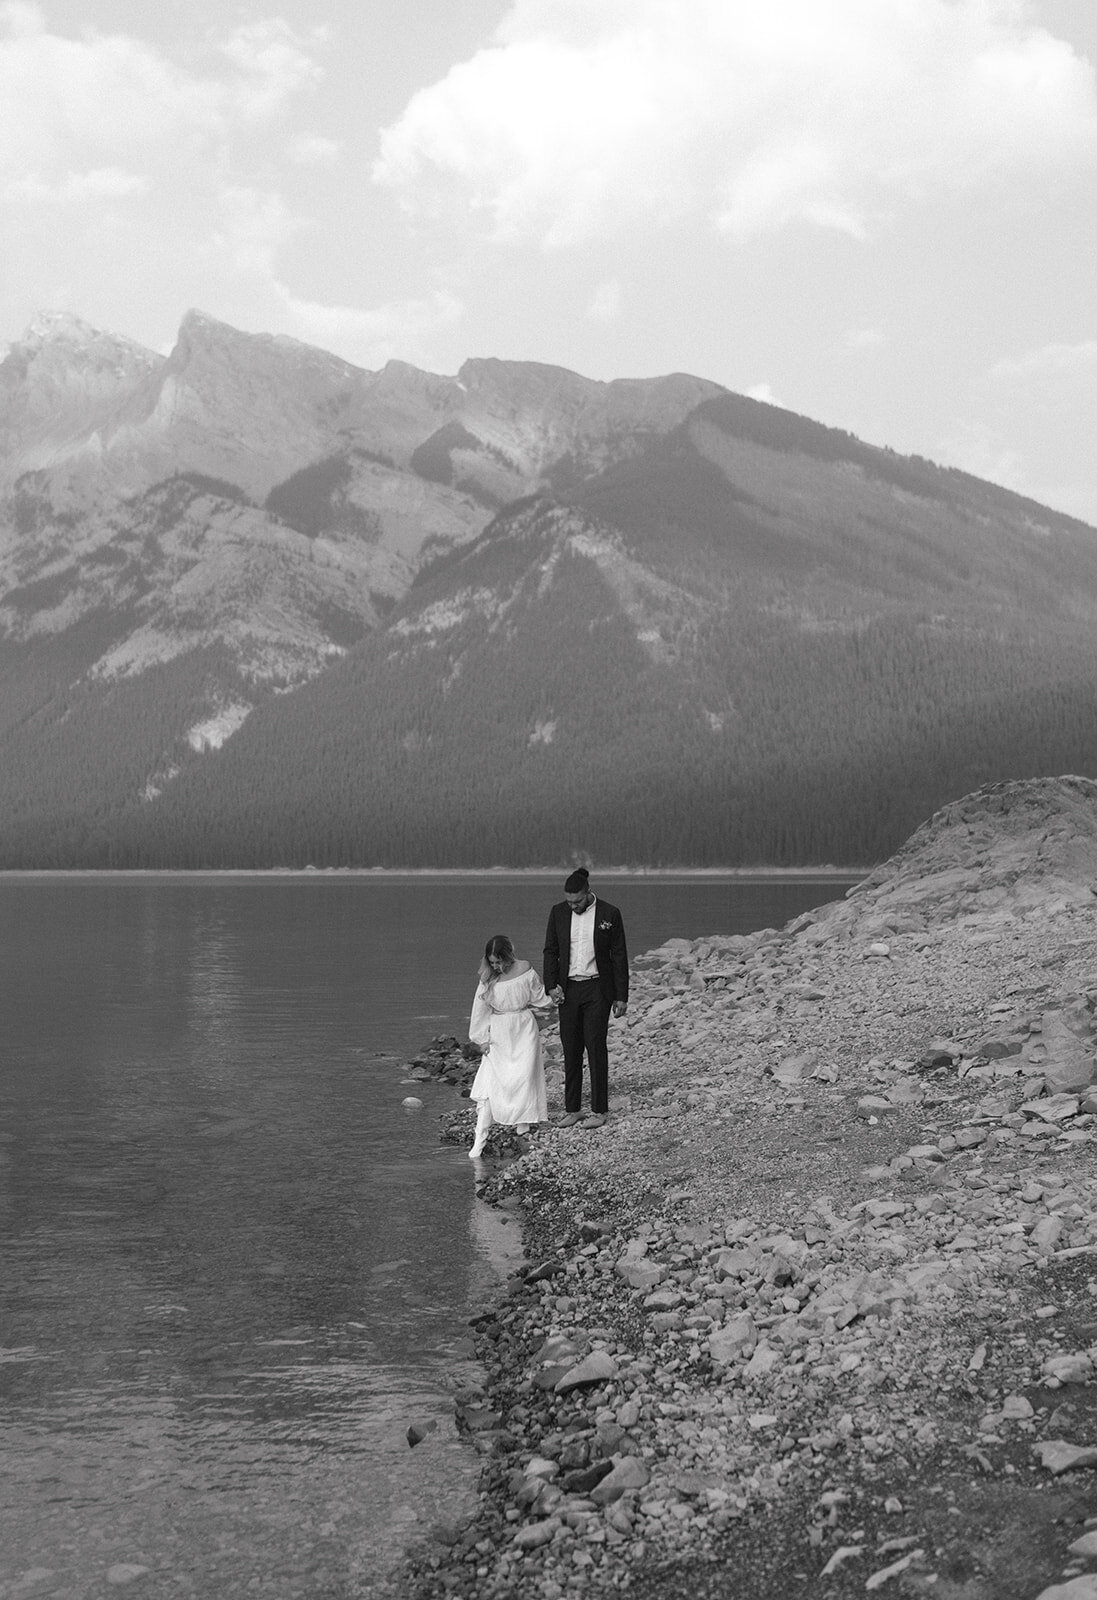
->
[568, 897, 599, 979]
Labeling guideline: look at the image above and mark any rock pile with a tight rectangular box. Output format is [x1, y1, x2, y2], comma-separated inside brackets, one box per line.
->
[403, 778, 1097, 1600]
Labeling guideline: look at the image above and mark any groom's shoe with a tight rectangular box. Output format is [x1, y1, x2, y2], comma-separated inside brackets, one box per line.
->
[584, 1113, 607, 1129]
[557, 1111, 584, 1127]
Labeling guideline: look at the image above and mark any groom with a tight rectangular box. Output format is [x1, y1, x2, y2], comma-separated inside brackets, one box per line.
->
[543, 868, 629, 1128]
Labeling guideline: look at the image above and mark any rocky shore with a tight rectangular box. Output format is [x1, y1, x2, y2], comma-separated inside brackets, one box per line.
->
[398, 778, 1097, 1600]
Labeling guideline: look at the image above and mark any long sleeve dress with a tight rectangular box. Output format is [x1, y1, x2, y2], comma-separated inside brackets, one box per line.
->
[468, 967, 550, 1126]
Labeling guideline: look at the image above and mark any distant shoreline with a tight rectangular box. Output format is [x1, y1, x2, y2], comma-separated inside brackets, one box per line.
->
[0, 865, 868, 880]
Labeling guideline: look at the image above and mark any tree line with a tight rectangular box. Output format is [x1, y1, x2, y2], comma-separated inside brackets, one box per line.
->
[3, 582, 1097, 870]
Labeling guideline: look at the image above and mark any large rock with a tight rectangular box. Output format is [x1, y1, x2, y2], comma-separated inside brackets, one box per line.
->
[590, 1455, 650, 1504]
[1034, 1578, 1097, 1600]
[707, 1312, 757, 1364]
[616, 1258, 668, 1291]
[1034, 1440, 1097, 1474]
[513, 1519, 559, 1550]
[554, 1351, 620, 1392]
[1023, 1010, 1094, 1093]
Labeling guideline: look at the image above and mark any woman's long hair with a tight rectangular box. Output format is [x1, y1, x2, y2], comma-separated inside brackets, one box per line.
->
[478, 933, 515, 986]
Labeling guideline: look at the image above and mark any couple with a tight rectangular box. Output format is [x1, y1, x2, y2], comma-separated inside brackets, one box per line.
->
[466, 868, 630, 1159]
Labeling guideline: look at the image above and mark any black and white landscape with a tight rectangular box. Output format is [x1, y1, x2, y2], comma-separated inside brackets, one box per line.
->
[2, 309, 1097, 870]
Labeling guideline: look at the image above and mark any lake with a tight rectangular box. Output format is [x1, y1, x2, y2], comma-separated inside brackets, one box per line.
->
[0, 872, 857, 1598]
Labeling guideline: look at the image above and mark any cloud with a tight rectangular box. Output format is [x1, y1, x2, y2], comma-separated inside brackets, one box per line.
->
[938, 420, 1029, 495]
[992, 339, 1097, 378]
[0, 2, 39, 36]
[587, 278, 623, 321]
[272, 283, 465, 369]
[288, 133, 341, 166]
[216, 19, 326, 121]
[0, 9, 323, 183]
[214, 185, 303, 279]
[745, 382, 784, 407]
[4, 165, 148, 204]
[942, 344, 1097, 526]
[0, 9, 332, 343]
[373, 0, 1097, 246]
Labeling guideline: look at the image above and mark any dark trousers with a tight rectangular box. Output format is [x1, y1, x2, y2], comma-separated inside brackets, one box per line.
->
[559, 978, 611, 1113]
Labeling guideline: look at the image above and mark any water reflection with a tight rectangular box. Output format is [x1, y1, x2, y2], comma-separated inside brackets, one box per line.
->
[0, 882, 500, 1597]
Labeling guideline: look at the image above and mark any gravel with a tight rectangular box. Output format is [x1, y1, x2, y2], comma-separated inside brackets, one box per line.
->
[397, 779, 1097, 1600]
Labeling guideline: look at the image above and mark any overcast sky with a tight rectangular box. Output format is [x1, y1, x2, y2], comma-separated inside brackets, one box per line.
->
[2, 0, 1096, 523]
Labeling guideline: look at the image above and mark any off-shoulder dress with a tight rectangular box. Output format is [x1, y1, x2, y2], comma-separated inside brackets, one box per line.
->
[468, 966, 550, 1126]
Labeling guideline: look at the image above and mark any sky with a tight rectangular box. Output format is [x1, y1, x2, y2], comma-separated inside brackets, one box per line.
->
[2, 0, 1096, 523]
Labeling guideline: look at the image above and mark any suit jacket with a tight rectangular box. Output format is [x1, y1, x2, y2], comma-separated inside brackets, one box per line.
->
[543, 897, 629, 1006]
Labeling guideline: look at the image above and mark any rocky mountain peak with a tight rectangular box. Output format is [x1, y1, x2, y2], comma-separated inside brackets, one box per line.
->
[3, 308, 160, 378]
[372, 357, 454, 396]
[95, 310, 377, 498]
[0, 310, 162, 472]
[170, 308, 365, 382]
[455, 356, 722, 426]
[354, 359, 466, 437]
[26, 309, 104, 346]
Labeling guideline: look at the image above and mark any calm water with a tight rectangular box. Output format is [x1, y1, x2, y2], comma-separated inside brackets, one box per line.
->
[0, 873, 856, 1598]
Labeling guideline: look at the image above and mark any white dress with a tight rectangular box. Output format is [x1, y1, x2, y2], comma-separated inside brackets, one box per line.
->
[468, 967, 550, 1126]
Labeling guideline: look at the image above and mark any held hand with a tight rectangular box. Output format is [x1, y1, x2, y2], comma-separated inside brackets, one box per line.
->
[612, 1001, 628, 1019]
[549, 986, 565, 1005]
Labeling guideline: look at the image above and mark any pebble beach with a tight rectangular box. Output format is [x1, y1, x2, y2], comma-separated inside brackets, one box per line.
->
[398, 778, 1097, 1600]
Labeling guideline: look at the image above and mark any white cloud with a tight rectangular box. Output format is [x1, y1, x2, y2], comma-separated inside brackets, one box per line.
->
[848, 326, 886, 350]
[373, 0, 1097, 246]
[272, 283, 465, 369]
[938, 421, 1028, 494]
[288, 132, 341, 166]
[0, 10, 323, 182]
[216, 19, 325, 121]
[4, 165, 148, 204]
[745, 382, 783, 406]
[587, 277, 622, 321]
[214, 185, 303, 279]
[942, 347, 1097, 526]
[992, 338, 1097, 378]
[0, 9, 330, 342]
[0, 2, 40, 37]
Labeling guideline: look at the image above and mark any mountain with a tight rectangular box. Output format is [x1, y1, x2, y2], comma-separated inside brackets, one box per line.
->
[1, 310, 1096, 869]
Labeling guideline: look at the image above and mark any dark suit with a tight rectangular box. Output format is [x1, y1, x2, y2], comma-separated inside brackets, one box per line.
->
[543, 898, 629, 1114]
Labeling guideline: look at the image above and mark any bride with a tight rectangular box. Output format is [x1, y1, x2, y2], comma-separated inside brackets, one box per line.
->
[467, 934, 551, 1159]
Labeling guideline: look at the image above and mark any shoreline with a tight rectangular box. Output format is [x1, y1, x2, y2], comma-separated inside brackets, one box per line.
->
[397, 799, 1097, 1600]
[0, 866, 867, 880]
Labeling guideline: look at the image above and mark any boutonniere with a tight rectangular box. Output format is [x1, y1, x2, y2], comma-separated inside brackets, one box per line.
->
[599, 919, 612, 930]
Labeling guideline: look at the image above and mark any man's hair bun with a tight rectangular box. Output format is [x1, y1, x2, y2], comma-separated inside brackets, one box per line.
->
[564, 867, 590, 892]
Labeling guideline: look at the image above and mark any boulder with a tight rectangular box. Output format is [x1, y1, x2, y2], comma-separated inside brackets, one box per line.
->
[1023, 1010, 1094, 1093]
[616, 1259, 668, 1291]
[1043, 1352, 1095, 1385]
[1034, 1578, 1097, 1600]
[513, 1519, 559, 1550]
[713, 1245, 759, 1279]
[590, 1455, 650, 1505]
[554, 1351, 619, 1392]
[707, 1312, 757, 1364]
[644, 1289, 684, 1312]
[1034, 1440, 1097, 1474]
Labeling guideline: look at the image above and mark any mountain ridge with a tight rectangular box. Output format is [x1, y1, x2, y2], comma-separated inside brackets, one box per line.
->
[1, 309, 1095, 869]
